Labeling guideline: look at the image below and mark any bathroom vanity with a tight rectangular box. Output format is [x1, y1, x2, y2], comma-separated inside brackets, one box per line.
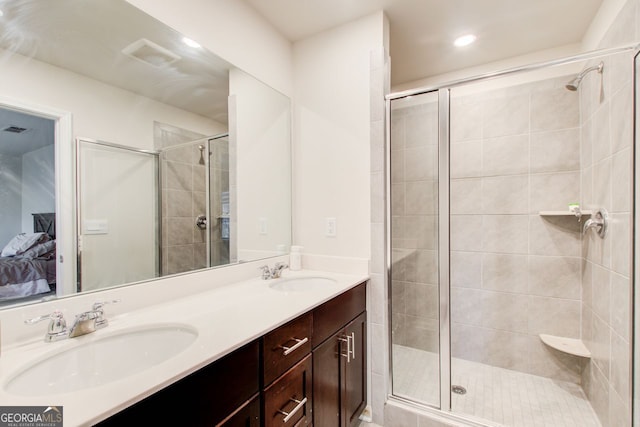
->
[0, 269, 368, 426]
[98, 281, 366, 426]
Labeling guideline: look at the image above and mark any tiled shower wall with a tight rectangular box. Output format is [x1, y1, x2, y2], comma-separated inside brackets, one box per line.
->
[154, 122, 208, 275]
[447, 77, 587, 383]
[390, 99, 439, 354]
[579, 1, 636, 424]
[370, 46, 390, 425]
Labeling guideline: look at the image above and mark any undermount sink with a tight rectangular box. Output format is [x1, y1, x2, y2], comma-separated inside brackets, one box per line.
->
[4, 324, 198, 396]
[269, 276, 338, 292]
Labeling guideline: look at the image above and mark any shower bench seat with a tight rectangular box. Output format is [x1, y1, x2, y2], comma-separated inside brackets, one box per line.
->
[539, 333, 591, 358]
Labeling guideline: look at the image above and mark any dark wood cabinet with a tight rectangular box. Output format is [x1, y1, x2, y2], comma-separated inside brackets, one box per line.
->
[342, 312, 367, 427]
[313, 329, 342, 426]
[312, 283, 367, 427]
[263, 355, 313, 426]
[218, 394, 261, 427]
[97, 281, 367, 427]
[263, 312, 313, 386]
[97, 339, 260, 426]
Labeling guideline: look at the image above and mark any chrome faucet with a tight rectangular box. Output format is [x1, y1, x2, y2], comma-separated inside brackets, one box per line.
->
[259, 262, 289, 280]
[25, 300, 120, 342]
[69, 300, 120, 338]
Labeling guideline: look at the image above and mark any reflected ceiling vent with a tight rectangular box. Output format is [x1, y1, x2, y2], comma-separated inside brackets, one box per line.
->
[121, 38, 180, 68]
[3, 126, 28, 134]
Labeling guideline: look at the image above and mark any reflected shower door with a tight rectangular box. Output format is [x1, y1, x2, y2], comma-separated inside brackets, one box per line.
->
[77, 140, 159, 292]
[389, 90, 441, 407]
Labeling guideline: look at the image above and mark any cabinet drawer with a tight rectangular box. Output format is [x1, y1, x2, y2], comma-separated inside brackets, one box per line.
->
[313, 282, 366, 347]
[263, 312, 313, 386]
[264, 354, 313, 427]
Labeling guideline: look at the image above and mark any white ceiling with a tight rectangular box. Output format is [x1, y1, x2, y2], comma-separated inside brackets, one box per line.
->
[0, 0, 231, 123]
[0, 108, 54, 157]
[245, 0, 604, 86]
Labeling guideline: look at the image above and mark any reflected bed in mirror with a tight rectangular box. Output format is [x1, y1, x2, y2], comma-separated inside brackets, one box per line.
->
[0, 0, 291, 308]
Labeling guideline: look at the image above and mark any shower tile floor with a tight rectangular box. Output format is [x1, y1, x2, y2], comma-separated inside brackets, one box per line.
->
[393, 345, 601, 427]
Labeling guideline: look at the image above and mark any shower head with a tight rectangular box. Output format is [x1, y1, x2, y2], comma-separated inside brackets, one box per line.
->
[198, 144, 205, 165]
[565, 61, 604, 91]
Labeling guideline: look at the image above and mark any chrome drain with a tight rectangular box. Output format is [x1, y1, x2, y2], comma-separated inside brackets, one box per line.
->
[452, 385, 467, 395]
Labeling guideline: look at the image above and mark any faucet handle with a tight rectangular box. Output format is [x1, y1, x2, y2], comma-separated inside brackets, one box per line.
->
[25, 310, 65, 325]
[25, 310, 67, 342]
[272, 262, 289, 278]
[92, 299, 121, 311]
[92, 299, 120, 329]
[259, 265, 271, 280]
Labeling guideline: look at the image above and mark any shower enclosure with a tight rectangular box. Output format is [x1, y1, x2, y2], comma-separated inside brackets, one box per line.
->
[387, 45, 636, 427]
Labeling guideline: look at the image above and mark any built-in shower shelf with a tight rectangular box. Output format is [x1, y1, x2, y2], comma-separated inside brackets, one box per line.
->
[538, 210, 593, 217]
[539, 334, 591, 358]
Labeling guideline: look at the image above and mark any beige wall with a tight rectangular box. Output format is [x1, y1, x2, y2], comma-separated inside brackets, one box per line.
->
[230, 69, 291, 261]
[293, 12, 386, 260]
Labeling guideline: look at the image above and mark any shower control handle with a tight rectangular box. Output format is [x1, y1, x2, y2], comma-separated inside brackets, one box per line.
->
[196, 214, 207, 230]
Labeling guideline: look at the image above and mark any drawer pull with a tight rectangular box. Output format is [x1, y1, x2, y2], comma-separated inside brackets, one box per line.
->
[277, 397, 308, 423]
[339, 335, 350, 362]
[280, 337, 309, 356]
[349, 332, 355, 360]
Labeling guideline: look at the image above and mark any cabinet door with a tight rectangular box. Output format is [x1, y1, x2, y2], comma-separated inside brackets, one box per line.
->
[96, 340, 260, 426]
[264, 354, 313, 427]
[217, 394, 260, 427]
[342, 312, 367, 427]
[312, 330, 342, 427]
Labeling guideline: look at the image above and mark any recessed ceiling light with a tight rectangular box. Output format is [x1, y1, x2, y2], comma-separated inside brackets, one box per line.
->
[0, 9, 4, 17]
[454, 34, 476, 47]
[182, 37, 201, 49]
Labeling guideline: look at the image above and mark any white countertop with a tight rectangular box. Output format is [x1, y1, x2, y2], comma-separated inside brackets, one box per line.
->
[0, 269, 368, 426]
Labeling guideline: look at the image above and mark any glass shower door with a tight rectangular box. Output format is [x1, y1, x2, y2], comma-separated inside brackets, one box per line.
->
[389, 90, 441, 407]
[77, 139, 159, 292]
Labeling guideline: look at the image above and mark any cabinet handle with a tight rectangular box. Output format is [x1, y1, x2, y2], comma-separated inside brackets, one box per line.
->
[349, 332, 355, 360]
[277, 397, 308, 423]
[280, 337, 308, 356]
[338, 334, 351, 362]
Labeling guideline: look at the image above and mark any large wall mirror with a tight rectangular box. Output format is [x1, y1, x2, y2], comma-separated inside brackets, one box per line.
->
[0, 0, 291, 308]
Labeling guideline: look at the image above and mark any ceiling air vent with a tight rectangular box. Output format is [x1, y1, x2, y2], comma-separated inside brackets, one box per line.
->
[3, 126, 28, 133]
[122, 38, 181, 68]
